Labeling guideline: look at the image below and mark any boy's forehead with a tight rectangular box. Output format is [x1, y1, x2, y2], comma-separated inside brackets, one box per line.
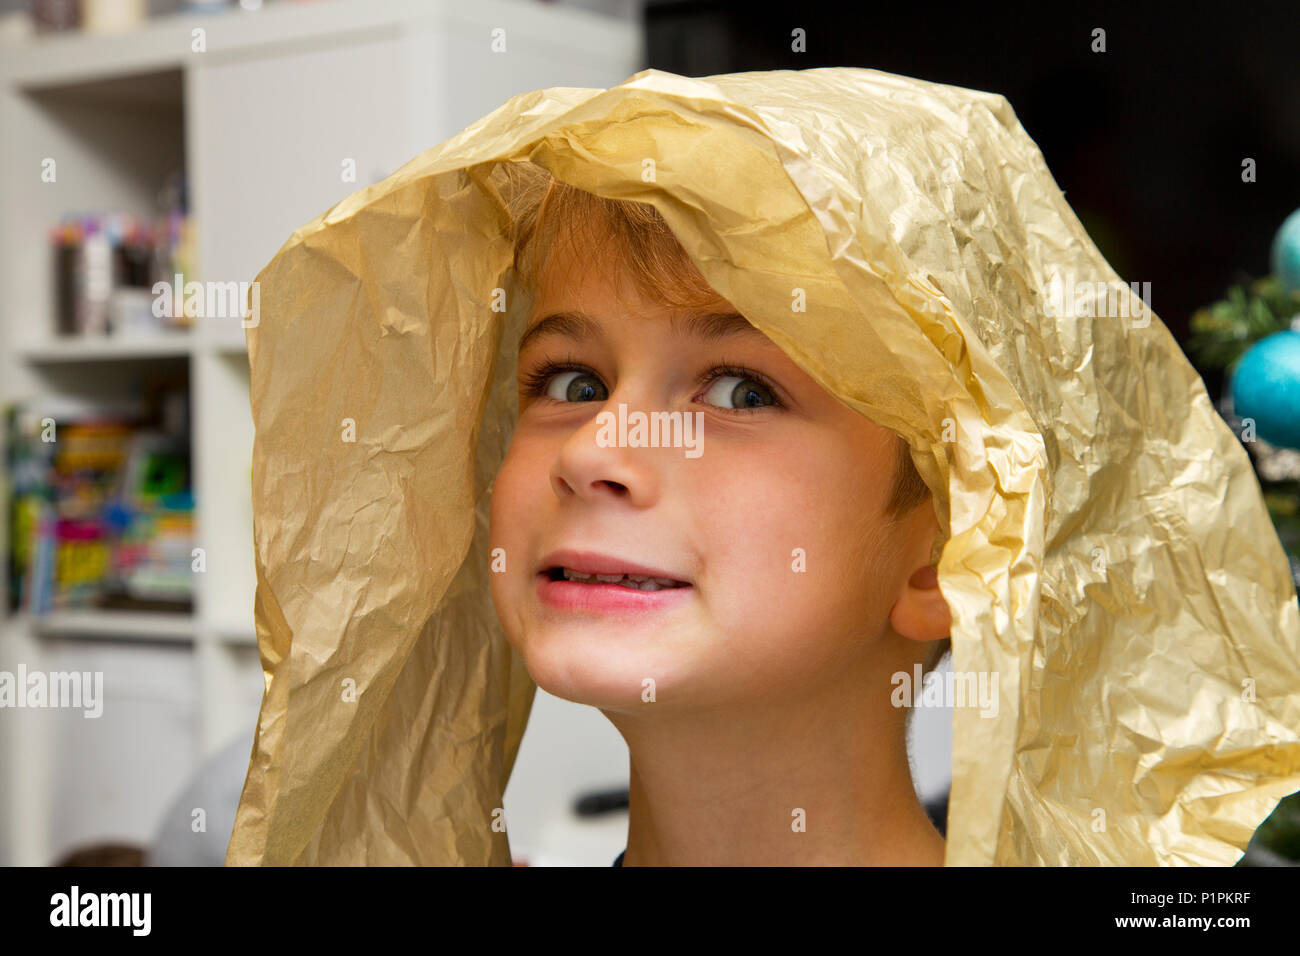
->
[520, 215, 801, 363]
[532, 218, 730, 306]
[524, 238, 761, 349]
[534, 230, 686, 301]
[519, 308, 770, 355]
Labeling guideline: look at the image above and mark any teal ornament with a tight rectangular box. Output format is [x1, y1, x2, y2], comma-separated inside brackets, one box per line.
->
[1231, 330, 1300, 450]
[1272, 207, 1300, 293]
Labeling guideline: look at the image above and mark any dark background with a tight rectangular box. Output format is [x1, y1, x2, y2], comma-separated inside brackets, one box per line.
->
[644, 0, 1300, 400]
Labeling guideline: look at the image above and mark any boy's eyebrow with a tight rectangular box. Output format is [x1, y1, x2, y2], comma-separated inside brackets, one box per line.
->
[518, 309, 764, 354]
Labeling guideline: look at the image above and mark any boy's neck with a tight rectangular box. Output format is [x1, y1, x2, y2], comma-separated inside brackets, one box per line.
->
[605, 683, 946, 866]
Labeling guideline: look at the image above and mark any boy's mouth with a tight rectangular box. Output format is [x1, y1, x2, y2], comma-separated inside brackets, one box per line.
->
[537, 549, 692, 592]
[543, 567, 689, 592]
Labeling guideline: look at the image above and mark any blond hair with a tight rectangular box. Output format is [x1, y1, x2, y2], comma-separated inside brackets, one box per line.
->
[504, 163, 949, 674]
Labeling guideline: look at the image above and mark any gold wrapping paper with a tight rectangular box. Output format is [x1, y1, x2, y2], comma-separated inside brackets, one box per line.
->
[225, 67, 1300, 866]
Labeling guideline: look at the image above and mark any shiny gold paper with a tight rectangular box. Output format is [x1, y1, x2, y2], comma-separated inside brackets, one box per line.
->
[226, 67, 1300, 866]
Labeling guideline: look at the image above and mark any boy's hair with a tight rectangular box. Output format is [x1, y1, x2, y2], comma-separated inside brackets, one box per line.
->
[505, 163, 950, 676]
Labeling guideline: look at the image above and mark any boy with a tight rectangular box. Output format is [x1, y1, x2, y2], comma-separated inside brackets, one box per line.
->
[489, 170, 952, 865]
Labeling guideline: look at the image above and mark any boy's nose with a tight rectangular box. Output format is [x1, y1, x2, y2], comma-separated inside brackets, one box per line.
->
[549, 408, 662, 508]
[550, 473, 630, 500]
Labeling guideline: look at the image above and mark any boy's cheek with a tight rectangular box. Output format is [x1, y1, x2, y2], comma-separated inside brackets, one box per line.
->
[490, 445, 531, 521]
[488, 479, 521, 589]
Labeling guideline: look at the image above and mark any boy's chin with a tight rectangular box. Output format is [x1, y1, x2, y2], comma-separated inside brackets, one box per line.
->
[514, 630, 692, 710]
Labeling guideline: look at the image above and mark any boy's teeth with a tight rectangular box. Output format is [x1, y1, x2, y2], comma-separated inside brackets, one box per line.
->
[560, 568, 683, 590]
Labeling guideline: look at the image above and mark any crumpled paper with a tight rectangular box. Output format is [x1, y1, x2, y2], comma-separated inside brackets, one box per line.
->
[226, 67, 1300, 866]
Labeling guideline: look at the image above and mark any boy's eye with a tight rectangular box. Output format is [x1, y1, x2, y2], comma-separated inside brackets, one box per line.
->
[699, 374, 778, 411]
[540, 369, 608, 403]
[520, 361, 782, 413]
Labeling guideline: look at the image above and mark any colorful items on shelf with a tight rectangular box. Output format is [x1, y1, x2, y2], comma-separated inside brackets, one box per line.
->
[4, 402, 195, 615]
[50, 183, 195, 340]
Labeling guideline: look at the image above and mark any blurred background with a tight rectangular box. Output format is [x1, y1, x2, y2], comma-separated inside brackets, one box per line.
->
[1, 0, 1297, 868]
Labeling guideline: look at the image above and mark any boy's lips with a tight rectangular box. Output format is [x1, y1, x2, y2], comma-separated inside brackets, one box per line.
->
[535, 548, 694, 615]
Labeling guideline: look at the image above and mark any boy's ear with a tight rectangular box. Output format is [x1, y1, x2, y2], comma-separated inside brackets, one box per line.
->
[888, 505, 952, 644]
[890, 565, 952, 643]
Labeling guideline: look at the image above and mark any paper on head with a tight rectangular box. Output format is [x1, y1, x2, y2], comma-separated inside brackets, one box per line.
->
[225, 67, 1300, 866]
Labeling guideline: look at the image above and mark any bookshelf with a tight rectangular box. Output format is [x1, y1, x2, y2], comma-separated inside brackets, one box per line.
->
[0, 0, 640, 866]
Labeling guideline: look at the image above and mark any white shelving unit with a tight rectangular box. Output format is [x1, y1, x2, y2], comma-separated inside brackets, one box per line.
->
[0, 0, 640, 866]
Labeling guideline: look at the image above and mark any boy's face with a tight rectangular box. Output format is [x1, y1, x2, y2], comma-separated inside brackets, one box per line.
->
[489, 232, 940, 713]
